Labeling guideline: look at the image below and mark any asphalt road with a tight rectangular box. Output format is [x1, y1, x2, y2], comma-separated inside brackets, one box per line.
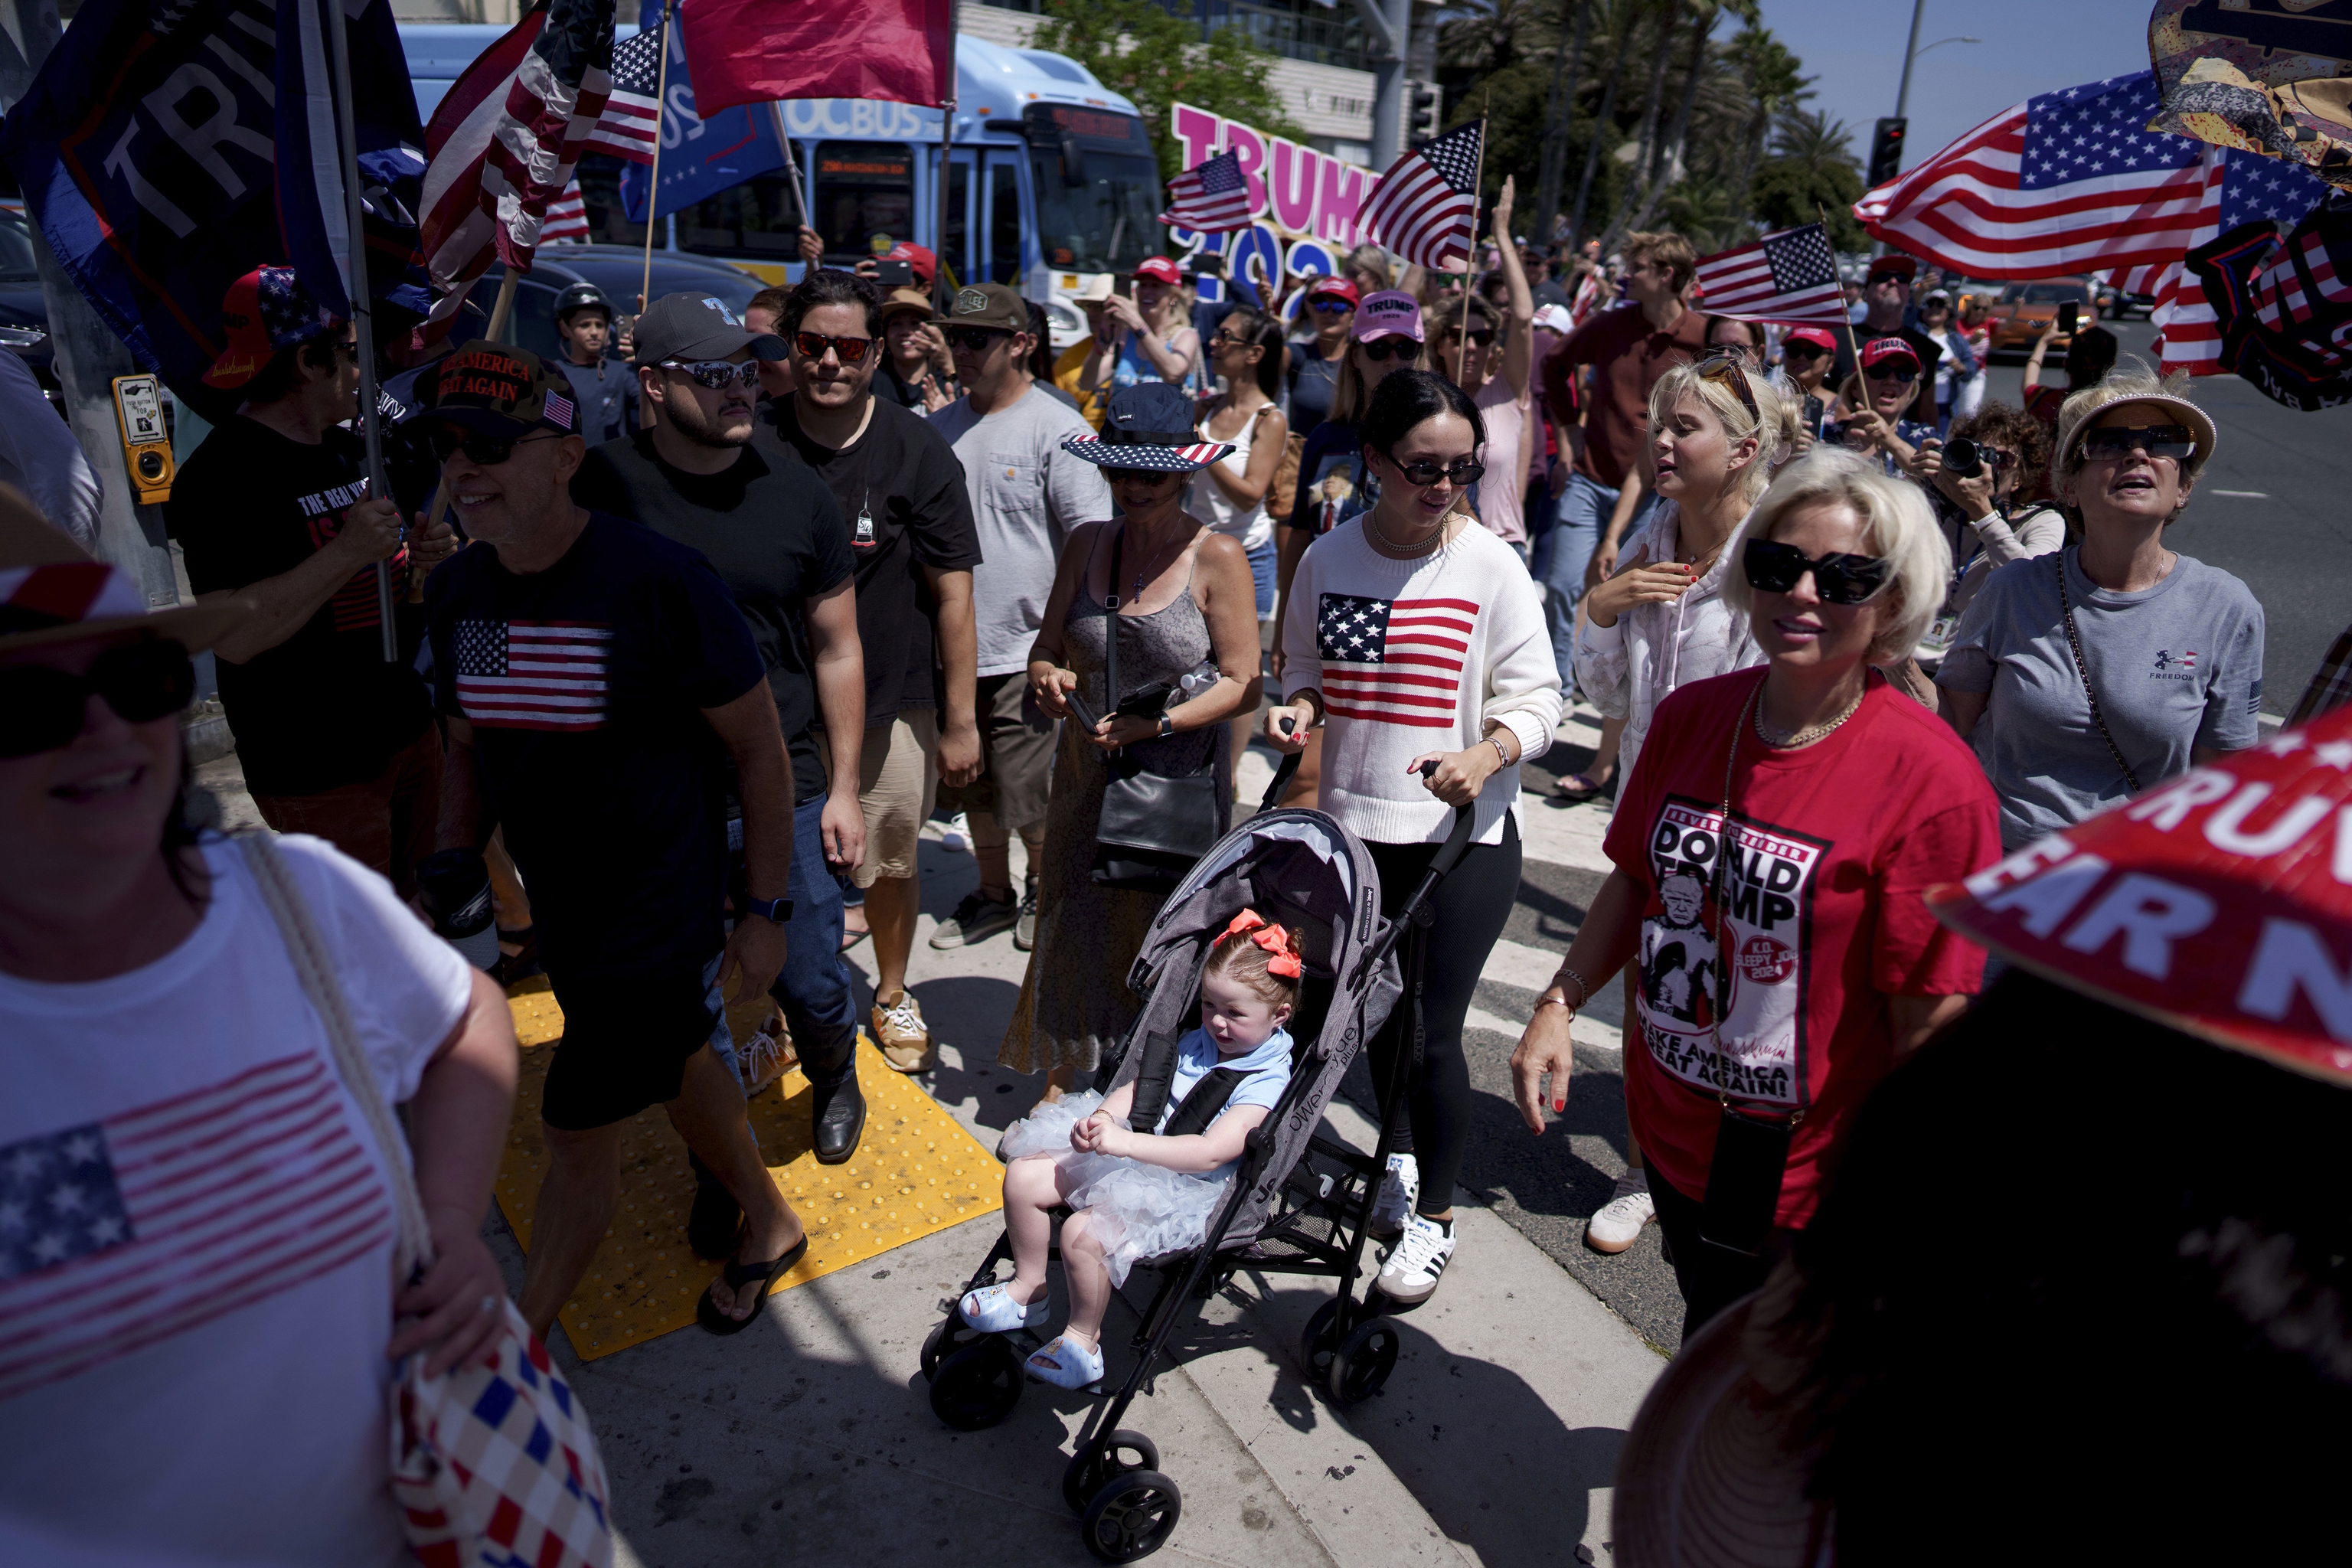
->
[1979, 318, 2352, 716]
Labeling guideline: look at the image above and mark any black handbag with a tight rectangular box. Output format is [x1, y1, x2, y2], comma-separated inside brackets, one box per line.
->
[1088, 525, 1224, 893]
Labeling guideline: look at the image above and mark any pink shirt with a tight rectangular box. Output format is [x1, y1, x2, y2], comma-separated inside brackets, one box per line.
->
[1473, 375, 1532, 546]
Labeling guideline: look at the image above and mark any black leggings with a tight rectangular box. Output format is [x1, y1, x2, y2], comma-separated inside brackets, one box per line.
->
[1364, 816, 1521, 1216]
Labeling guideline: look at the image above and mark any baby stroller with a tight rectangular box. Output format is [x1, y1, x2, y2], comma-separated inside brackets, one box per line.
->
[920, 757, 1478, 1563]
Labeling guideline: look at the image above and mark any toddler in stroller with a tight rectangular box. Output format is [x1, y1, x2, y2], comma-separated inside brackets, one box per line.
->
[962, 915, 1305, 1390]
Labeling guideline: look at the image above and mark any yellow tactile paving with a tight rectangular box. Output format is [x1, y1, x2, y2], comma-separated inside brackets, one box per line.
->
[495, 981, 1004, 1360]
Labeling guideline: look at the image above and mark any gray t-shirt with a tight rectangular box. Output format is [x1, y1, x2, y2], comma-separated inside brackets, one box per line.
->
[930, 384, 1113, 677]
[1936, 544, 2265, 850]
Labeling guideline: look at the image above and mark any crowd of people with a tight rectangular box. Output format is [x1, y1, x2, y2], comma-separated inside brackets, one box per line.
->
[8, 181, 2348, 1560]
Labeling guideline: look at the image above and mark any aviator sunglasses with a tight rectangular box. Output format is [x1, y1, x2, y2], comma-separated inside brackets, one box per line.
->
[1, 639, 195, 759]
[662, 358, 762, 390]
[1743, 537, 1891, 605]
[2078, 423, 2195, 462]
[792, 331, 874, 364]
[1695, 349, 1759, 422]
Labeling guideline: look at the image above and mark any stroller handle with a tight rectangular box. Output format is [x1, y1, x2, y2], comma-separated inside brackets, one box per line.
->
[1419, 758, 1479, 881]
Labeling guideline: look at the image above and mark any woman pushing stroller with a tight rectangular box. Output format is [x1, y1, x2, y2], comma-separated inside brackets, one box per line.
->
[961, 915, 1305, 1389]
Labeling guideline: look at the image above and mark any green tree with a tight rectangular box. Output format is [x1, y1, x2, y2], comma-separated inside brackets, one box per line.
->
[1030, 0, 1305, 185]
[1749, 109, 1867, 249]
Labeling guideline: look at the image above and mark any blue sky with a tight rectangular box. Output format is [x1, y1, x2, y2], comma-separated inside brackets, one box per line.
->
[1753, 0, 2153, 176]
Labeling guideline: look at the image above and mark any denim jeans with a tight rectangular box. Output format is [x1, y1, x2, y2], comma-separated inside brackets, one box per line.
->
[726, 794, 860, 1088]
[1534, 470, 1655, 691]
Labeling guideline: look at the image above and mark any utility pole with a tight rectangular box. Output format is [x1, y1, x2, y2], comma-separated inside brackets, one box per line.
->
[1894, 0, 1926, 122]
[1355, 0, 1413, 168]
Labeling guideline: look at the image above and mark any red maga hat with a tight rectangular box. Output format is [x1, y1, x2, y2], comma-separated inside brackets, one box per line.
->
[1782, 325, 1836, 352]
[1132, 256, 1182, 285]
[1858, 336, 1920, 372]
[1929, 707, 2352, 1087]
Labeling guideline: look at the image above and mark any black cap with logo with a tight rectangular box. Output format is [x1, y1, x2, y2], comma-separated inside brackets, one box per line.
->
[630, 292, 788, 368]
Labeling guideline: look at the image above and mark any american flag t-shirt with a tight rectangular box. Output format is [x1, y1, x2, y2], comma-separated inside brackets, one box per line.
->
[0, 1054, 393, 1400]
[455, 619, 613, 730]
[1317, 593, 1478, 729]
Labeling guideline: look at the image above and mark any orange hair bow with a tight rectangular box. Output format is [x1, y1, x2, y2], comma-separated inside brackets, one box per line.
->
[1225, 910, 1303, 978]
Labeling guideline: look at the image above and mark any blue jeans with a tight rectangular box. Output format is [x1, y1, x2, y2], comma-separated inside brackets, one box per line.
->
[725, 794, 860, 1088]
[1245, 536, 1277, 619]
[1534, 471, 1655, 691]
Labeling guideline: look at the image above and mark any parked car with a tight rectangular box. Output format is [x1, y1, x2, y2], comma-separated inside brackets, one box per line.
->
[478, 244, 766, 364]
[1985, 279, 2096, 358]
[0, 205, 60, 410]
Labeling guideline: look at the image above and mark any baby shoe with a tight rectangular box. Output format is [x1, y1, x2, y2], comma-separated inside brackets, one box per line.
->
[1026, 1333, 1106, 1390]
[959, 1282, 1050, 1333]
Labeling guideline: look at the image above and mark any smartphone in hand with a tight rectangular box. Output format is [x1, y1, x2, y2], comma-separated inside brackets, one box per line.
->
[876, 256, 914, 289]
[2057, 301, 2080, 335]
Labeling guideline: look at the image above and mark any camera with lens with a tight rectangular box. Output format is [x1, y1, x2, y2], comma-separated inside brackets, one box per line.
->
[1941, 436, 1983, 479]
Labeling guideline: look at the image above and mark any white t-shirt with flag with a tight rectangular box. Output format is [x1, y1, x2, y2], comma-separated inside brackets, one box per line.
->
[1280, 518, 1562, 846]
[0, 835, 472, 1565]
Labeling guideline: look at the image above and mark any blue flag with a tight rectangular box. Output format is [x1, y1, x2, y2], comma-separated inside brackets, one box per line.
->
[619, 0, 791, 224]
[0, 0, 421, 420]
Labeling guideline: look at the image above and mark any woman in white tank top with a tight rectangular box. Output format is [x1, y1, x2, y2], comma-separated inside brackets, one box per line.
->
[1192, 307, 1292, 793]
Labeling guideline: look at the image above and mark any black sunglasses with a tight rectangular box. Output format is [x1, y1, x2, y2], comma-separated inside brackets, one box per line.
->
[1743, 538, 1891, 605]
[1864, 361, 1920, 383]
[793, 331, 874, 364]
[1310, 298, 1355, 315]
[943, 326, 1011, 353]
[2079, 423, 2195, 462]
[420, 426, 560, 468]
[0, 639, 194, 759]
[1102, 466, 1181, 483]
[1388, 456, 1485, 488]
[1359, 338, 1417, 362]
[1782, 341, 1826, 361]
[1444, 328, 1498, 348]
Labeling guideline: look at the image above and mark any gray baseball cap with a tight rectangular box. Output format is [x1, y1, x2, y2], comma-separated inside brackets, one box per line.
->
[630, 292, 787, 368]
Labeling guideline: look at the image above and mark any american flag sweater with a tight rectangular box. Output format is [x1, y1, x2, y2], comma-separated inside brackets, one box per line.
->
[1280, 518, 1563, 846]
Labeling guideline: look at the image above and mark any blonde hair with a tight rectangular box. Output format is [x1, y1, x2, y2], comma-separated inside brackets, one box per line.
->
[1646, 359, 1792, 507]
[2051, 361, 2207, 498]
[1724, 448, 1949, 665]
[1344, 244, 1393, 292]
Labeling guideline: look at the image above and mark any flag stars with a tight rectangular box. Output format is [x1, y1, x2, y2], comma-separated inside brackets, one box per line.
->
[2314, 740, 2352, 771]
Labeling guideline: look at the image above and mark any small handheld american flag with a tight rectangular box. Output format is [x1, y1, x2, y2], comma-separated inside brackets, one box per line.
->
[1161, 148, 1254, 234]
[582, 24, 662, 164]
[1691, 224, 1846, 325]
[1359, 121, 1485, 273]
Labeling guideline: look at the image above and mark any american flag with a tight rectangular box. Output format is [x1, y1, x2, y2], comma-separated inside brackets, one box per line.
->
[1359, 121, 1485, 273]
[543, 181, 591, 243]
[582, 24, 662, 163]
[1315, 593, 1477, 729]
[1690, 224, 1845, 325]
[455, 619, 613, 730]
[1160, 149, 1254, 233]
[0, 1055, 394, 1400]
[2144, 148, 2328, 375]
[413, 0, 619, 350]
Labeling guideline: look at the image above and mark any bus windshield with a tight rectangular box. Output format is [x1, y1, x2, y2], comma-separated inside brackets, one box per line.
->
[1024, 105, 1161, 275]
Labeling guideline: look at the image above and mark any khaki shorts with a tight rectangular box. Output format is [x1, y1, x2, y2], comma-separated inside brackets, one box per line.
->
[851, 708, 938, 887]
[933, 671, 1056, 835]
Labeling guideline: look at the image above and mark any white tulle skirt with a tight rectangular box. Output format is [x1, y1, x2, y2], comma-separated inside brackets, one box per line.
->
[999, 1090, 1232, 1287]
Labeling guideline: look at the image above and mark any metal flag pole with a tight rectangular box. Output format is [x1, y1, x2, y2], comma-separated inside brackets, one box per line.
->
[1456, 117, 1488, 370]
[323, 0, 397, 662]
[1817, 202, 1866, 395]
[639, 0, 675, 312]
[935, 70, 956, 312]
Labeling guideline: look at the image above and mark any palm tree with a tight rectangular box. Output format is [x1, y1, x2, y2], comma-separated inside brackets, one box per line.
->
[1773, 106, 1861, 184]
[1436, 0, 1547, 75]
[1534, 0, 1592, 234]
[1726, 28, 1810, 222]
[1627, 0, 1726, 233]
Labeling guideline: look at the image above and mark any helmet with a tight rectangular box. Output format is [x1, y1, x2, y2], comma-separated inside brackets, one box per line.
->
[553, 282, 613, 325]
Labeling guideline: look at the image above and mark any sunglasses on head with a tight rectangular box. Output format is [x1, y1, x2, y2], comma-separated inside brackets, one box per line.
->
[943, 326, 1010, 354]
[1310, 298, 1355, 315]
[419, 425, 560, 467]
[2079, 423, 2195, 462]
[1387, 456, 1485, 488]
[1696, 349, 1759, 422]
[1359, 337, 1417, 362]
[1743, 537, 1890, 605]
[0, 639, 194, 759]
[662, 358, 761, 390]
[792, 331, 874, 364]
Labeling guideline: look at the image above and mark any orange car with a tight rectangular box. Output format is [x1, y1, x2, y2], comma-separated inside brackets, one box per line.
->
[1985, 279, 2097, 358]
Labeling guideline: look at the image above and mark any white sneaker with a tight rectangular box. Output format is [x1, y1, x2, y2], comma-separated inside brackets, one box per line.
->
[940, 812, 972, 853]
[1369, 1152, 1419, 1238]
[1585, 1184, 1656, 1255]
[1376, 1211, 1455, 1305]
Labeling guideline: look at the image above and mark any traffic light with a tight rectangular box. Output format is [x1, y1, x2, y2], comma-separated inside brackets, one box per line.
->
[1409, 83, 1441, 143]
[1867, 117, 1908, 187]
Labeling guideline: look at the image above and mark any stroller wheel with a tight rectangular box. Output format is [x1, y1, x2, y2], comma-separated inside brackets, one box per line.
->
[1298, 1300, 1346, 1387]
[1327, 1318, 1400, 1405]
[921, 1315, 982, 1382]
[929, 1337, 1025, 1430]
[1080, 1469, 1183, 1563]
[1063, 1429, 1161, 1514]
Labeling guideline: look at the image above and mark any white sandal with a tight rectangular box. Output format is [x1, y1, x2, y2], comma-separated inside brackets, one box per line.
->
[959, 1282, 1049, 1333]
[1026, 1333, 1105, 1390]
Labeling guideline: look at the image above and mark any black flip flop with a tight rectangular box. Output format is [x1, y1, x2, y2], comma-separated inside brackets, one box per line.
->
[696, 1233, 809, 1336]
[1547, 773, 1608, 806]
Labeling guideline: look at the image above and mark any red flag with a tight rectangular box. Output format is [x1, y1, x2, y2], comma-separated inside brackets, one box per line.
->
[676, 0, 955, 116]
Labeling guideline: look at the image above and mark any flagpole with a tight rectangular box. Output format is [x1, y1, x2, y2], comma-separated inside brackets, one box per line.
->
[1818, 202, 1865, 404]
[1457, 118, 1488, 376]
[935, 75, 956, 313]
[324, 0, 397, 663]
[639, 0, 675, 313]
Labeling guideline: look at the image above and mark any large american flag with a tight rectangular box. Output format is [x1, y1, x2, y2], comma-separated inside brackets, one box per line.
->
[1161, 148, 1254, 233]
[2141, 148, 2328, 375]
[582, 24, 662, 163]
[1316, 593, 1477, 729]
[0, 1055, 394, 1400]
[413, 0, 619, 349]
[455, 619, 613, 730]
[1359, 121, 1485, 273]
[1691, 224, 1845, 325]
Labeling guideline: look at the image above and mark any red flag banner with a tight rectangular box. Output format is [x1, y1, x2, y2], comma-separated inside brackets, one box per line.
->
[676, 0, 956, 116]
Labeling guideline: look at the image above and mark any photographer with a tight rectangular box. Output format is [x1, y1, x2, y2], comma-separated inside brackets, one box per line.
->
[1913, 402, 2063, 664]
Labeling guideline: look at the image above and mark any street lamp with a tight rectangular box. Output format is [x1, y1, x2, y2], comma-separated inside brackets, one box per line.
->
[1894, 1, 1982, 122]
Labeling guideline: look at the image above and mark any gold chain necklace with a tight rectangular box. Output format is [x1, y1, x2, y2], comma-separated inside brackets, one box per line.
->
[1369, 507, 1449, 557]
[1753, 683, 1866, 750]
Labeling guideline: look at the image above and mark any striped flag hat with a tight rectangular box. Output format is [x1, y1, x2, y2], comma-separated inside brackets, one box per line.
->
[0, 490, 246, 655]
[1061, 384, 1237, 474]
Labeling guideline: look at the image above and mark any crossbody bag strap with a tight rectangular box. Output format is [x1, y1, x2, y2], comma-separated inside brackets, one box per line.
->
[1104, 524, 1123, 736]
[2053, 552, 2142, 794]
[239, 834, 434, 1280]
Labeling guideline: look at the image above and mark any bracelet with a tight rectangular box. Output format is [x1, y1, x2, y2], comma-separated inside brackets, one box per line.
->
[1534, 995, 1575, 1014]
[1551, 963, 1592, 1011]
[1488, 734, 1515, 768]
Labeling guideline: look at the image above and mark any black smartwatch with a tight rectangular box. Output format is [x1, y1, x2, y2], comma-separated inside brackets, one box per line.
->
[745, 896, 794, 925]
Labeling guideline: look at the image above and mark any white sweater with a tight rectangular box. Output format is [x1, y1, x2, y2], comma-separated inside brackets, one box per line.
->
[1281, 519, 1563, 845]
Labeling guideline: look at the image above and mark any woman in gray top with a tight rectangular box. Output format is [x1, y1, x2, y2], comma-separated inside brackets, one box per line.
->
[1936, 369, 2264, 851]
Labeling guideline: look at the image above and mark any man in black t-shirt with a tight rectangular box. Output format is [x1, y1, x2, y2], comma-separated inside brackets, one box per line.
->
[573, 291, 873, 1173]
[415, 342, 810, 1339]
[770, 270, 983, 1076]
[170, 266, 459, 899]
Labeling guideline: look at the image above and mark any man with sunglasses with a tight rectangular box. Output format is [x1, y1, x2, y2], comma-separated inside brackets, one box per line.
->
[170, 266, 459, 903]
[1826, 338, 1937, 479]
[415, 341, 815, 1338]
[769, 270, 989, 1070]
